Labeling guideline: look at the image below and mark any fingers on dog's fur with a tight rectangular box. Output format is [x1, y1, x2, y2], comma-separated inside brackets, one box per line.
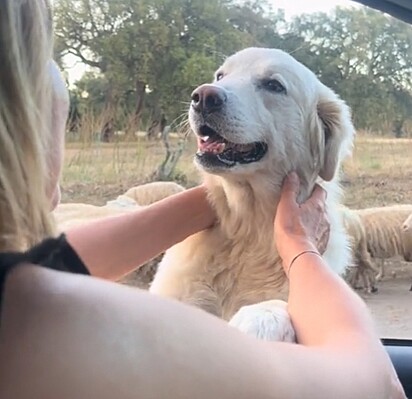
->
[280, 173, 300, 207]
[312, 184, 327, 204]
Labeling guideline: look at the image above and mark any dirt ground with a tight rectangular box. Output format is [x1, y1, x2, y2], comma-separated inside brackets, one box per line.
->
[342, 165, 412, 339]
[61, 137, 412, 339]
[360, 260, 412, 339]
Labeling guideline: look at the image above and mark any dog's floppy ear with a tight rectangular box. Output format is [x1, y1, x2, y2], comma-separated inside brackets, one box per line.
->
[312, 88, 355, 181]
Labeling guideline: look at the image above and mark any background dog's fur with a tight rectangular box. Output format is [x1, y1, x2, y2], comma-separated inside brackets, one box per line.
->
[150, 48, 355, 323]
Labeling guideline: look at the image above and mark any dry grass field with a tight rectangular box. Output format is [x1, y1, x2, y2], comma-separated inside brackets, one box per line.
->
[60, 133, 412, 338]
[61, 135, 199, 204]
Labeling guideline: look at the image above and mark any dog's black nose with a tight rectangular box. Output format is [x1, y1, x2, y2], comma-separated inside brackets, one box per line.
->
[191, 85, 227, 114]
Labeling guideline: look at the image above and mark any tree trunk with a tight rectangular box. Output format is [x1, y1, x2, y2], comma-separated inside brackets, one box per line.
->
[147, 113, 167, 140]
[100, 82, 116, 142]
[152, 124, 185, 180]
[393, 119, 405, 138]
[67, 95, 81, 133]
[125, 80, 146, 139]
[134, 80, 146, 133]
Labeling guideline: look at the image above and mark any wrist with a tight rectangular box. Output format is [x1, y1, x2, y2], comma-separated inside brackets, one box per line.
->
[287, 250, 322, 278]
[278, 238, 318, 273]
[184, 186, 216, 231]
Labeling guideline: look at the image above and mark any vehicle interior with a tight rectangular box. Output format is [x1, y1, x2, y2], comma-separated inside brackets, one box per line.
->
[355, 1, 412, 396]
[356, 0, 412, 23]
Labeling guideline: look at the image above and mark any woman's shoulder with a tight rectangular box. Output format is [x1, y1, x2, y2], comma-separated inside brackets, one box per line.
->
[0, 265, 287, 399]
[1, 261, 139, 314]
[0, 265, 153, 398]
[0, 235, 90, 314]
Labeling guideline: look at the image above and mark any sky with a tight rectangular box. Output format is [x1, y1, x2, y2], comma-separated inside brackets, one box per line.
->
[270, 0, 358, 19]
[64, 0, 359, 84]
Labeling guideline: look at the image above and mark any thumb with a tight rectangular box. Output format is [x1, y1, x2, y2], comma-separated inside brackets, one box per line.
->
[278, 172, 300, 210]
[310, 184, 327, 204]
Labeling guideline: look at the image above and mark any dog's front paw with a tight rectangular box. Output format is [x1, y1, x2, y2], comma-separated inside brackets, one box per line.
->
[228, 300, 296, 343]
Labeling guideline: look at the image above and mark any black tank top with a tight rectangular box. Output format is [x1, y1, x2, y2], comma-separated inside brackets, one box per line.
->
[0, 234, 89, 306]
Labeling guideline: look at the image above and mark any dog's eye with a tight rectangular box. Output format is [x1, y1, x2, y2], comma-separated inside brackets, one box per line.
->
[216, 72, 224, 81]
[262, 79, 286, 94]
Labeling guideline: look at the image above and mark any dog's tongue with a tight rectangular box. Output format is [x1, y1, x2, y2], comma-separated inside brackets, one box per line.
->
[197, 136, 226, 154]
[197, 135, 257, 155]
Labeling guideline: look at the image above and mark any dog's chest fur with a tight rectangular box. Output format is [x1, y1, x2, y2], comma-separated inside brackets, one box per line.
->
[150, 182, 290, 320]
[151, 175, 350, 321]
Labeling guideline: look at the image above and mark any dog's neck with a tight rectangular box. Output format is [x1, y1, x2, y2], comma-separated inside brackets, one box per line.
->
[203, 170, 318, 239]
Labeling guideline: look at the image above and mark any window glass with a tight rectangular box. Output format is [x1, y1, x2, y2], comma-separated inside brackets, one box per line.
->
[56, 0, 412, 339]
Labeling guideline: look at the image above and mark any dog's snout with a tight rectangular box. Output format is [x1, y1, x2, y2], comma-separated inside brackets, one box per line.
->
[191, 85, 227, 114]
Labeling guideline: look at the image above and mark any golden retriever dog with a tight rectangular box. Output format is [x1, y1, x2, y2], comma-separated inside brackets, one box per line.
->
[150, 47, 355, 342]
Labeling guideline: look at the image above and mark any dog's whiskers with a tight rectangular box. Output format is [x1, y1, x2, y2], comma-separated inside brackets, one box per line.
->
[170, 111, 189, 129]
[174, 116, 192, 140]
[289, 42, 312, 56]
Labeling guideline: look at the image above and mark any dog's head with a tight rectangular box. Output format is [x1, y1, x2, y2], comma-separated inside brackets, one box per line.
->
[189, 47, 354, 185]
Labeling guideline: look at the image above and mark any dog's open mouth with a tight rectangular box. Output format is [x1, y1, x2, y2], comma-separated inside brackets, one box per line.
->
[195, 125, 268, 167]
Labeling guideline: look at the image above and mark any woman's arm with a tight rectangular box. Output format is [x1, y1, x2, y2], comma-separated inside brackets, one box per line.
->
[274, 173, 405, 397]
[0, 264, 405, 399]
[65, 185, 215, 280]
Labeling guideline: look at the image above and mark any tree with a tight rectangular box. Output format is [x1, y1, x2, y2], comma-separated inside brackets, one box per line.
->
[55, 1, 412, 137]
[289, 7, 412, 133]
[55, 0, 251, 136]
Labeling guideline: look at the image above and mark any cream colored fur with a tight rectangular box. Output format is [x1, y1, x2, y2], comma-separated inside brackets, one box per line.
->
[53, 201, 139, 231]
[402, 213, 412, 262]
[355, 204, 412, 280]
[54, 181, 186, 230]
[340, 206, 378, 293]
[150, 48, 355, 341]
[122, 181, 186, 206]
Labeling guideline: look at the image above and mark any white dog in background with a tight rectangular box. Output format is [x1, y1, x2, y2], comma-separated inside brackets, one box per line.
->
[150, 47, 355, 342]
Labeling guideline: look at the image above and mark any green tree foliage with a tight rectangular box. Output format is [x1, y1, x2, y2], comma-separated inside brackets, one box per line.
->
[54, 1, 412, 138]
[291, 7, 412, 133]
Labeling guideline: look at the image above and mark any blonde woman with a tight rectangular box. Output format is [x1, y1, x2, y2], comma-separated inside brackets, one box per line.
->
[0, 1, 405, 398]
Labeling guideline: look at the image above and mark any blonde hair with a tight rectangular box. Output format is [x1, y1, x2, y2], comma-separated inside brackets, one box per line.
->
[0, 0, 56, 251]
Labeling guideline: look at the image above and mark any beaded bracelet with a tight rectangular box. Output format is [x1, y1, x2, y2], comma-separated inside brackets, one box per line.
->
[287, 250, 322, 278]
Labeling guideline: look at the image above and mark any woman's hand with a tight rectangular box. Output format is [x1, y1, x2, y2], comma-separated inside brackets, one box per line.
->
[274, 172, 330, 273]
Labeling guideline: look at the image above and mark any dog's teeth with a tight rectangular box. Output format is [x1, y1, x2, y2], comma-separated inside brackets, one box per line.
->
[216, 143, 226, 153]
[200, 136, 209, 142]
